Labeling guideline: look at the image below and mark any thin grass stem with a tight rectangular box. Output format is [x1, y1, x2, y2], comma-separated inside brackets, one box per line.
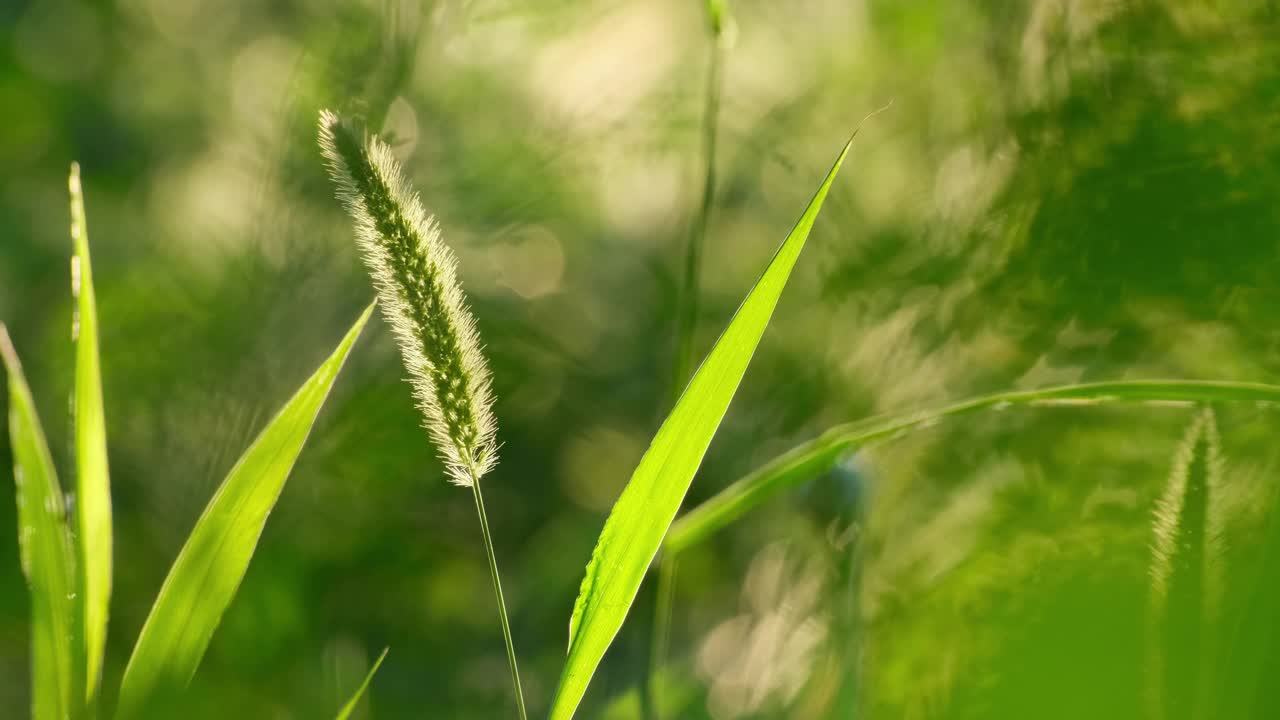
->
[654, 10, 727, 715]
[671, 37, 724, 405]
[648, 554, 678, 718]
[469, 475, 528, 720]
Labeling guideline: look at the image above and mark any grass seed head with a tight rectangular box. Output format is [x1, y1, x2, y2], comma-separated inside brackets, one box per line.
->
[1150, 407, 1222, 604]
[1147, 406, 1223, 719]
[318, 110, 497, 487]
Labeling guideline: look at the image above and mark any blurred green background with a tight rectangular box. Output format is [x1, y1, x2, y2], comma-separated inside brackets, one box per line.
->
[4, 0, 1280, 717]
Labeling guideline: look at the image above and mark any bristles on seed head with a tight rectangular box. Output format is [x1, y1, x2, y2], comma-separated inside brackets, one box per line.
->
[1149, 407, 1222, 602]
[1146, 408, 1222, 720]
[319, 110, 497, 486]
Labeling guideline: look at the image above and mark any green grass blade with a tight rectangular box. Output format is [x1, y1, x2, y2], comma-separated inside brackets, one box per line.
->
[2, 325, 79, 720]
[706, 0, 730, 36]
[665, 379, 1280, 553]
[70, 163, 113, 703]
[334, 647, 389, 720]
[548, 137, 855, 720]
[115, 303, 375, 718]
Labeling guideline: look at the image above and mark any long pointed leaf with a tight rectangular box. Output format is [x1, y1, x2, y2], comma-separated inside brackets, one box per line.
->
[665, 379, 1280, 552]
[116, 303, 375, 717]
[70, 162, 113, 702]
[334, 647, 389, 720]
[548, 138, 855, 719]
[2, 325, 79, 720]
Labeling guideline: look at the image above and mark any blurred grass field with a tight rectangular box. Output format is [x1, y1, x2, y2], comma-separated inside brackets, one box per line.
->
[4, 1, 1280, 717]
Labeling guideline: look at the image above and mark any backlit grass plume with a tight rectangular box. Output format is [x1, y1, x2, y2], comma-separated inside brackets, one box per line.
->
[1147, 407, 1223, 720]
[318, 110, 496, 487]
[318, 110, 526, 719]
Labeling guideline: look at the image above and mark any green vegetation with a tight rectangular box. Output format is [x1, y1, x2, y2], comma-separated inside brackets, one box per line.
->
[552, 127, 853, 720]
[69, 163, 112, 709]
[2, 325, 76, 720]
[4, 167, 374, 719]
[664, 381, 1280, 553]
[319, 111, 525, 718]
[334, 647, 388, 720]
[4, 1, 1280, 718]
[115, 303, 373, 718]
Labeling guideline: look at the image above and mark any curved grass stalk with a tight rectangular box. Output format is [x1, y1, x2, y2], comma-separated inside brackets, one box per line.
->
[664, 379, 1280, 553]
[646, 379, 1280, 715]
[469, 477, 527, 720]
